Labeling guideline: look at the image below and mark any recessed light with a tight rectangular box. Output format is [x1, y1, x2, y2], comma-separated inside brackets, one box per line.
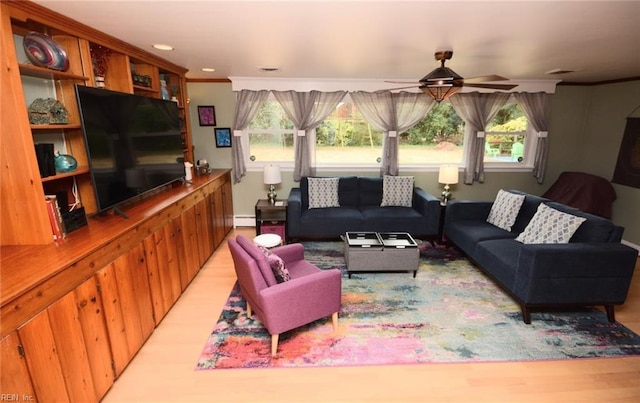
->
[201, 67, 216, 72]
[152, 44, 174, 51]
[545, 68, 576, 75]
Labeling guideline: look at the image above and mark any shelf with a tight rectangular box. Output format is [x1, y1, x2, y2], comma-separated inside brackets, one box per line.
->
[19, 64, 88, 81]
[133, 84, 159, 94]
[31, 124, 82, 131]
[41, 166, 90, 182]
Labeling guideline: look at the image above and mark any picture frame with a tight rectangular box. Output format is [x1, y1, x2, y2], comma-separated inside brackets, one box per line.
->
[198, 105, 216, 126]
[215, 127, 232, 148]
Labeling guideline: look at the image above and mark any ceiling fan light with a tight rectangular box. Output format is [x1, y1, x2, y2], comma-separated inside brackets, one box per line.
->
[422, 85, 462, 103]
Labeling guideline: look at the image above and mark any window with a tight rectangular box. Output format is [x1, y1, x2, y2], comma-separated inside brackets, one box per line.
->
[315, 100, 383, 165]
[399, 102, 465, 166]
[245, 99, 295, 164]
[244, 93, 534, 171]
[484, 102, 529, 165]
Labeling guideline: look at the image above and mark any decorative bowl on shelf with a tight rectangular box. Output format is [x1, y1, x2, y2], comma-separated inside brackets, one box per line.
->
[23, 32, 70, 72]
[54, 153, 78, 173]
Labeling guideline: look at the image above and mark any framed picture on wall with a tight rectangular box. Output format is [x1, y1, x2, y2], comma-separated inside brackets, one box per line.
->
[198, 106, 216, 126]
[215, 127, 232, 148]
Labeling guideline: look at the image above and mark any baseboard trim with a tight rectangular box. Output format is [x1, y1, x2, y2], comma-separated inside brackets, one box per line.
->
[234, 215, 255, 228]
[621, 239, 640, 255]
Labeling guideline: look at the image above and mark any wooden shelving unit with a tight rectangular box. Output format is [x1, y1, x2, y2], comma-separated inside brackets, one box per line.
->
[1, 0, 193, 246]
[0, 3, 218, 401]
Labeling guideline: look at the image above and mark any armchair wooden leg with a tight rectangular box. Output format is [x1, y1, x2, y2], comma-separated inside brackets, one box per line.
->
[271, 334, 279, 357]
[246, 302, 252, 318]
[332, 312, 339, 332]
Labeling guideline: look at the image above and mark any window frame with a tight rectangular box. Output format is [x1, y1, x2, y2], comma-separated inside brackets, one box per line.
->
[242, 93, 538, 173]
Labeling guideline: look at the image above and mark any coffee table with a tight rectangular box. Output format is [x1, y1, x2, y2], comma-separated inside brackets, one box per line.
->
[343, 232, 419, 278]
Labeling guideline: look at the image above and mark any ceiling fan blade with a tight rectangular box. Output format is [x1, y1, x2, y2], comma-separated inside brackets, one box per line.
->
[384, 80, 420, 84]
[463, 83, 518, 90]
[463, 75, 509, 83]
[376, 85, 421, 92]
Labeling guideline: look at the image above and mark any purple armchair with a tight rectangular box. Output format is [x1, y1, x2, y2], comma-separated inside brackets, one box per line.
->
[227, 235, 342, 356]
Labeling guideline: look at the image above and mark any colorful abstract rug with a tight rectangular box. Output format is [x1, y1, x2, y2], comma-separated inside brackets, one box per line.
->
[196, 242, 640, 369]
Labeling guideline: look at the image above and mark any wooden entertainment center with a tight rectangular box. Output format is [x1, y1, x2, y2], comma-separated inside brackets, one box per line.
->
[1, 2, 233, 401]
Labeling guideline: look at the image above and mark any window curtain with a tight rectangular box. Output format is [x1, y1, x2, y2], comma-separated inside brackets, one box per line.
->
[351, 91, 435, 176]
[272, 90, 346, 181]
[514, 92, 551, 183]
[231, 90, 270, 183]
[449, 92, 511, 184]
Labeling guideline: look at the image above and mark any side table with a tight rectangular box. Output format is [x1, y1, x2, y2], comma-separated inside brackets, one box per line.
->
[255, 199, 288, 242]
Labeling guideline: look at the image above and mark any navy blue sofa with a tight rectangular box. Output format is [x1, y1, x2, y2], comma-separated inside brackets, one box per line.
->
[287, 176, 441, 240]
[444, 190, 637, 323]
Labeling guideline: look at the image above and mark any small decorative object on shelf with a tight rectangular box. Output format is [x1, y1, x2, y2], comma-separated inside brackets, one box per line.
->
[160, 79, 170, 100]
[170, 85, 180, 103]
[54, 152, 78, 173]
[28, 98, 69, 124]
[132, 73, 152, 87]
[23, 32, 69, 71]
[90, 43, 111, 88]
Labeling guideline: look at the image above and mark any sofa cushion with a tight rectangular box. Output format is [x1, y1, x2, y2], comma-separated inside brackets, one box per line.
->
[515, 204, 586, 244]
[360, 206, 428, 234]
[445, 220, 516, 255]
[300, 176, 358, 210]
[256, 244, 291, 283]
[380, 175, 414, 207]
[358, 177, 384, 206]
[307, 177, 340, 208]
[474, 239, 522, 290]
[508, 191, 549, 234]
[337, 176, 359, 207]
[300, 207, 365, 236]
[486, 189, 525, 231]
[545, 202, 617, 243]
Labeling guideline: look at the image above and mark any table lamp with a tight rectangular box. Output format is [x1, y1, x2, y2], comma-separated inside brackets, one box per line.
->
[438, 165, 459, 205]
[263, 164, 282, 204]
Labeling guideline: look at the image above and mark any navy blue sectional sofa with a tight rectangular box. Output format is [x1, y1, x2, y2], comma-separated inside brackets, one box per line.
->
[444, 190, 637, 323]
[287, 176, 441, 240]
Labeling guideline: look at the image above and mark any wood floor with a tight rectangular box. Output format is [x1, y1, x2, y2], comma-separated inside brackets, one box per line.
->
[102, 227, 640, 402]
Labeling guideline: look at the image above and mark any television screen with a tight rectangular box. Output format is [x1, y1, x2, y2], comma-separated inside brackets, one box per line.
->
[75, 85, 185, 213]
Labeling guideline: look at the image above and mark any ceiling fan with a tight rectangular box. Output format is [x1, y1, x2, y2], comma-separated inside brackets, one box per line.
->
[383, 51, 518, 102]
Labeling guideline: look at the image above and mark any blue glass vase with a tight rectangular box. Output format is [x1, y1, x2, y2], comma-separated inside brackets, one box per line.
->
[54, 153, 78, 173]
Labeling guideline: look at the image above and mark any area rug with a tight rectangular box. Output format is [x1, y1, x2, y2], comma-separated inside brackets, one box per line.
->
[196, 242, 640, 369]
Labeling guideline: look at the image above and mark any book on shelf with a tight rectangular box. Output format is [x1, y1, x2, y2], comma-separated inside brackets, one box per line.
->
[45, 195, 67, 241]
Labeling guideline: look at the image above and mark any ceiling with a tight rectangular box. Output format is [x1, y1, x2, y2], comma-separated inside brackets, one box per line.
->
[33, 1, 640, 85]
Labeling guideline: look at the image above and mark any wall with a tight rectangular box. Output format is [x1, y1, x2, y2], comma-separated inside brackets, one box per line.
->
[186, 81, 639, 246]
[574, 81, 640, 245]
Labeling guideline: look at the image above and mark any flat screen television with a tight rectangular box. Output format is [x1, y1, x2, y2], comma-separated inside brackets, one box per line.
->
[75, 85, 185, 213]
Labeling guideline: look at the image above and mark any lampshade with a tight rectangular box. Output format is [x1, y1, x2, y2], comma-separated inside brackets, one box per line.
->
[263, 164, 281, 185]
[438, 165, 459, 185]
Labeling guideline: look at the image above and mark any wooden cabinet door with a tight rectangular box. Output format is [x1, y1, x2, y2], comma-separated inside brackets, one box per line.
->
[168, 215, 189, 291]
[74, 278, 114, 399]
[18, 309, 69, 402]
[144, 227, 182, 323]
[18, 284, 105, 403]
[180, 205, 201, 284]
[211, 187, 225, 247]
[222, 179, 234, 235]
[194, 197, 213, 266]
[47, 291, 97, 402]
[96, 243, 155, 376]
[1, 332, 36, 402]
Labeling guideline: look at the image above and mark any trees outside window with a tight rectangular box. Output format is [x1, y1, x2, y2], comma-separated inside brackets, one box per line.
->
[244, 94, 531, 169]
